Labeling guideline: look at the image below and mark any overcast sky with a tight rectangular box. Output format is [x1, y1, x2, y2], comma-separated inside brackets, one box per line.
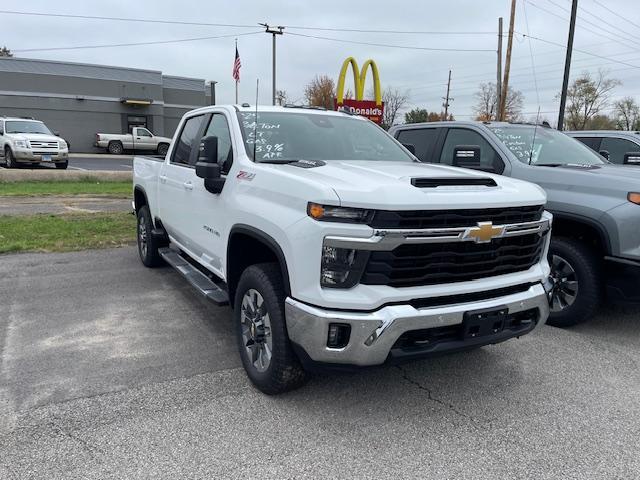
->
[2, 0, 639, 123]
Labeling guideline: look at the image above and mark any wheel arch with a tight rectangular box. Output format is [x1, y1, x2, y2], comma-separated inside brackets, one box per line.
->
[551, 212, 611, 257]
[227, 225, 291, 307]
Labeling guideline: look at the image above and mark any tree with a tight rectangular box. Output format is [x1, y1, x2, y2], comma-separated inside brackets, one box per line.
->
[275, 89, 288, 106]
[562, 70, 621, 130]
[473, 82, 523, 121]
[613, 96, 640, 130]
[380, 87, 408, 130]
[304, 75, 335, 110]
[0, 46, 12, 57]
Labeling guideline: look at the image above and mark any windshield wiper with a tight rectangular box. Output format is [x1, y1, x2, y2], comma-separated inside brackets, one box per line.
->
[258, 159, 300, 164]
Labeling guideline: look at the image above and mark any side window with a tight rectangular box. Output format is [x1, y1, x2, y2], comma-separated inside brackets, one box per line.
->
[573, 136, 601, 151]
[200, 114, 233, 173]
[440, 128, 504, 173]
[396, 128, 438, 162]
[137, 128, 152, 137]
[0, 121, 3, 135]
[171, 115, 204, 166]
[600, 137, 640, 164]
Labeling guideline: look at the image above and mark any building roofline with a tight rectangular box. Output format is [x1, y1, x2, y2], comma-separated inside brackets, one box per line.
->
[0, 56, 163, 75]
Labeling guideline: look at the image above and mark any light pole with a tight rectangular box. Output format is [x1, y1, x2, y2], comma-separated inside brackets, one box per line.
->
[259, 23, 285, 105]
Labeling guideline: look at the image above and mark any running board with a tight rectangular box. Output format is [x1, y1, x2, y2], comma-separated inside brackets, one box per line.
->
[159, 247, 229, 306]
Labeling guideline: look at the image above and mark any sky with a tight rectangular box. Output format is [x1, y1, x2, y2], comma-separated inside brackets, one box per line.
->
[2, 0, 640, 124]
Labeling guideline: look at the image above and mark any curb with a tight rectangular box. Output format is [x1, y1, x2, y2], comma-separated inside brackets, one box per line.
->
[69, 153, 134, 160]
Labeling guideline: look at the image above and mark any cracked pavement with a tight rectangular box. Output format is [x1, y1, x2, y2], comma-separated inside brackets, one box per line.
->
[1, 247, 639, 479]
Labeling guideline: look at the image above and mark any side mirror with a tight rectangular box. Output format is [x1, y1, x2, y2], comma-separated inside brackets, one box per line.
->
[452, 145, 491, 171]
[195, 136, 225, 194]
[402, 143, 416, 155]
[623, 152, 640, 165]
[53, 131, 60, 137]
[599, 149, 610, 160]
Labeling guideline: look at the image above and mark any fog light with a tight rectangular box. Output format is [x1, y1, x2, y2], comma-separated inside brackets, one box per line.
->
[327, 323, 351, 348]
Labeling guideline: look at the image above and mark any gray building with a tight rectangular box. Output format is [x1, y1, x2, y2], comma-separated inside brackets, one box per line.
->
[0, 57, 213, 152]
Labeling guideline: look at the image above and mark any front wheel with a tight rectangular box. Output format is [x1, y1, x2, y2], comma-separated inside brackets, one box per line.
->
[157, 143, 169, 156]
[5, 148, 17, 168]
[234, 263, 307, 394]
[55, 160, 68, 169]
[547, 237, 602, 328]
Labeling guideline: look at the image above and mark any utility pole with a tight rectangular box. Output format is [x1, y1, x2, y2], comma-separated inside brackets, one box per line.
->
[259, 23, 285, 105]
[499, 0, 516, 121]
[497, 17, 503, 119]
[558, 0, 578, 131]
[442, 69, 453, 120]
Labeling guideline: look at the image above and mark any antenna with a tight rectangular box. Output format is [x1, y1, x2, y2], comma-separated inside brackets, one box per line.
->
[253, 78, 259, 161]
[528, 106, 541, 165]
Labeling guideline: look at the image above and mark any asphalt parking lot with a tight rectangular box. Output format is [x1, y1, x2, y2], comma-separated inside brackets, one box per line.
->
[1, 247, 639, 479]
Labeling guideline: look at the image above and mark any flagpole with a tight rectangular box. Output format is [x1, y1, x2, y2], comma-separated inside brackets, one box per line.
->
[235, 38, 239, 104]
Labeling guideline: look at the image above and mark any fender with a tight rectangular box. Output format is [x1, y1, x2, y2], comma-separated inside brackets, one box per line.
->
[227, 224, 292, 296]
[551, 211, 612, 256]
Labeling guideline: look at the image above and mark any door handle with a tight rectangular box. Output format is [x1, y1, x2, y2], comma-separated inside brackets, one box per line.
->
[183, 181, 193, 190]
[159, 175, 168, 184]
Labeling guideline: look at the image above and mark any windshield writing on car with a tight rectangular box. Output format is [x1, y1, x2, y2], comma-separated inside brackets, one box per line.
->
[489, 125, 606, 166]
[238, 112, 413, 162]
[5, 121, 52, 135]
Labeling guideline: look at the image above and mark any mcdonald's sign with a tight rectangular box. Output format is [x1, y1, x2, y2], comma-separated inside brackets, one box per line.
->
[334, 57, 384, 124]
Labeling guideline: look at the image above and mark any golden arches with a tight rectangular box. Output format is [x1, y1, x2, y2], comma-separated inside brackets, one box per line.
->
[336, 57, 382, 106]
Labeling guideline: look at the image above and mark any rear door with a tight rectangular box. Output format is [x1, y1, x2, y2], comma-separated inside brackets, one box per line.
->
[158, 113, 207, 250]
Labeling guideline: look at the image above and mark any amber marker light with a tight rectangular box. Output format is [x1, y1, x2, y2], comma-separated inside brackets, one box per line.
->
[628, 193, 640, 205]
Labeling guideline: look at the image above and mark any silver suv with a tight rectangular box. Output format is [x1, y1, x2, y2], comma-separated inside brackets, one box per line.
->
[390, 121, 640, 328]
[566, 130, 640, 166]
[0, 117, 69, 169]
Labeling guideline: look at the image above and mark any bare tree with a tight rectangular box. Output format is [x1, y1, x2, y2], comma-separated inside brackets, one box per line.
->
[473, 82, 523, 121]
[562, 70, 621, 130]
[380, 87, 408, 130]
[0, 46, 12, 57]
[613, 96, 640, 130]
[275, 89, 288, 106]
[304, 75, 335, 110]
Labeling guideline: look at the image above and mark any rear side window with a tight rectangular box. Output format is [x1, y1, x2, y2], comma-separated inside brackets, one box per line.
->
[573, 136, 601, 151]
[600, 137, 640, 165]
[440, 128, 504, 173]
[171, 115, 205, 166]
[396, 128, 438, 162]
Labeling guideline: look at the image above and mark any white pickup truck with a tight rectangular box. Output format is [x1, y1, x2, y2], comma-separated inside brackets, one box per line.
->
[133, 105, 552, 394]
[95, 127, 172, 155]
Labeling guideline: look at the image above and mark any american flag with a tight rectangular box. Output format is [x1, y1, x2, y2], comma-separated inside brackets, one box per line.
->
[232, 46, 241, 82]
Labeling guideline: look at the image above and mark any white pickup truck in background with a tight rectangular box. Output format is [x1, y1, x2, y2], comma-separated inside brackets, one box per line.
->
[133, 104, 552, 394]
[95, 127, 172, 155]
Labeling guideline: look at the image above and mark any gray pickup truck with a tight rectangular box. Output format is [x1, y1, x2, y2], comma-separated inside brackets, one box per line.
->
[389, 121, 640, 327]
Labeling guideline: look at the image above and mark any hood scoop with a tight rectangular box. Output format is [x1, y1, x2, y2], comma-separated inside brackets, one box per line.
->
[411, 177, 497, 188]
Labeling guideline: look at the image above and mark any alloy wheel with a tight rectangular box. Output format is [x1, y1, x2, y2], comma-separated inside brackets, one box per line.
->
[240, 289, 273, 373]
[138, 215, 148, 259]
[549, 254, 579, 312]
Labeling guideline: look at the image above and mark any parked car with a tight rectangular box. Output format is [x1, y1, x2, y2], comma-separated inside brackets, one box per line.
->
[0, 116, 69, 169]
[389, 121, 640, 327]
[566, 130, 640, 166]
[133, 105, 552, 394]
[95, 127, 172, 155]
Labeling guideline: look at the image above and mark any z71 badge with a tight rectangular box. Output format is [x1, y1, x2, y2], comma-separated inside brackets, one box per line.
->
[236, 171, 256, 181]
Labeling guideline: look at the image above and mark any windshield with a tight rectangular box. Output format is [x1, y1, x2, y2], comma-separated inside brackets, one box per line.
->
[238, 111, 414, 162]
[5, 120, 52, 135]
[489, 125, 606, 166]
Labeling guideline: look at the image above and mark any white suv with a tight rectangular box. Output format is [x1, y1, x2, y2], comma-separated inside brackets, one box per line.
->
[0, 117, 69, 169]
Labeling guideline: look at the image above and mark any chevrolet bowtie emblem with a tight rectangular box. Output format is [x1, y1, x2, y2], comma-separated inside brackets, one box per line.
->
[465, 222, 505, 243]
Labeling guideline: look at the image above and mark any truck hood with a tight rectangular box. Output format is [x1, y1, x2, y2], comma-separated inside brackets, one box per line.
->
[280, 160, 546, 209]
[530, 163, 640, 194]
[11, 134, 62, 144]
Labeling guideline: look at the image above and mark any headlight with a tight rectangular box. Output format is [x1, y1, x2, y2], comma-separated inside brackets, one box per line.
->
[14, 140, 28, 148]
[320, 245, 368, 288]
[59, 140, 67, 149]
[628, 193, 640, 205]
[308, 203, 372, 223]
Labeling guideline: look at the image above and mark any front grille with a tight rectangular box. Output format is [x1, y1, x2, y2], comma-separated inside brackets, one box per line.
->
[30, 141, 59, 148]
[369, 205, 543, 229]
[33, 151, 59, 156]
[361, 233, 545, 287]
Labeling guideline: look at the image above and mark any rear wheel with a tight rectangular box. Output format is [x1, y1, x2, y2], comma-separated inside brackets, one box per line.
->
[136, 205, 163, 267]
[55, 160, 68, 169]
[547, 237, 602, 328]
[108, 141, 123, 155]
[234, 263, 307, 394]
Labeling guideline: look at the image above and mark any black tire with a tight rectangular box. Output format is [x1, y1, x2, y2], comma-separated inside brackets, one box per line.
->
[234, 263, 307, 394]
[547, 237, 602, 328]
[157, 143, 169, 156]
[55, 160, 68, 170]
[108, 141, 124, 155]
[136, 205, 163, 267]
[5, 147, 16, 168]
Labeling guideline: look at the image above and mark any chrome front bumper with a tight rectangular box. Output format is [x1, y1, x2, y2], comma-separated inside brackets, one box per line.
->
[285, 283, 549, 366]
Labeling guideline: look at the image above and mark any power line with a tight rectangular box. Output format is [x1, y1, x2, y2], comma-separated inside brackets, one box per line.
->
[287, 31, 496, 52]
[555, 0, 640, 44]
[591, 0, 640, 30]
[286, 26, 495, 35]
[0, 9, 257, 28]
[12, 30, 262, 53]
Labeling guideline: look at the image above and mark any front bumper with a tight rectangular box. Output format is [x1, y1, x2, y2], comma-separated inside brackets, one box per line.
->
[14, 150, 68, 162]
[285, 283, 549, 367]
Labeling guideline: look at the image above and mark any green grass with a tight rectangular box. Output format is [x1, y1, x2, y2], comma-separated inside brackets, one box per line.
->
[0, 212, 136, 254]
[0, 180, 131, 197]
